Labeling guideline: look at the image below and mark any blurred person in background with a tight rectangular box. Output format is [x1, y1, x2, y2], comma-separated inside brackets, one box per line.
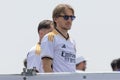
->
[26, 20, 53, 72]
[76, 54, 87, 72]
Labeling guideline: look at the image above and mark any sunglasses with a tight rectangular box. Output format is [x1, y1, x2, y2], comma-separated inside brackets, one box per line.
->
[58, 15, 76, 21]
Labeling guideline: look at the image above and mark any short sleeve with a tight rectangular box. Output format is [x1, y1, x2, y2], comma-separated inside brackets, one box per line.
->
[40, 35, 54, 59]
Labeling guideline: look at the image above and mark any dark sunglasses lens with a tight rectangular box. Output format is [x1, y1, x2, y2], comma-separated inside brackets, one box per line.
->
[63, 16, 69, 20]
[71, 16, 75, 20]
[63, 15, 75, 20]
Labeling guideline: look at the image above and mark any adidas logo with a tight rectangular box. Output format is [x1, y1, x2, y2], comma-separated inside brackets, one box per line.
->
[62, 44, 66, 48]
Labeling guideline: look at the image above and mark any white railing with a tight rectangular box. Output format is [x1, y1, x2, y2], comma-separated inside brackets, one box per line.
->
[0, 72, 120, 80]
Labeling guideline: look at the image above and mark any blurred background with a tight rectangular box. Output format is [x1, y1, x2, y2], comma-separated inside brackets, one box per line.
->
[0, 0, 120, 74]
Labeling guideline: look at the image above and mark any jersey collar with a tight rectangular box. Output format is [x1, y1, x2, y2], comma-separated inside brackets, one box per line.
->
[54, 27, 69, 40]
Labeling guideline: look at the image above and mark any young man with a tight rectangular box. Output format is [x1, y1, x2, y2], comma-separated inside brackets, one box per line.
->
[27, 20, 53, 72]
[41, 4, 76, 72]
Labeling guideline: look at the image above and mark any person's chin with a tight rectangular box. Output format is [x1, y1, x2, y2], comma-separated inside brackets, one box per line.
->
[66, 26, 71, 30]
[67, 27, 71, 30]
[65, 28, 71, 30]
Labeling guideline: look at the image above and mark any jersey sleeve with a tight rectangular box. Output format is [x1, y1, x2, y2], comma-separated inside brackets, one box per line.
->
[40, 34, 54, 59]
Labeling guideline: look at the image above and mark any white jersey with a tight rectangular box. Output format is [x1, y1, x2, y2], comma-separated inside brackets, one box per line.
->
[27, 43, 43, 72]
[41, 29, 76, 72]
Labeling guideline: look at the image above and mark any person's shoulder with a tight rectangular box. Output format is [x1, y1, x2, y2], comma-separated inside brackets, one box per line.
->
[68, 36, 76, 44]
[47, 29, 58, 37]
[44, 30, 58, 42]
[27, 44, 37, 55]
[29, 45, 36, 52]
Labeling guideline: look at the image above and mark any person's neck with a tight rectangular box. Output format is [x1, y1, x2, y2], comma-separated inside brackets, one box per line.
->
[39, 37, 42, 44]
[38, 40, 40, 44]
[55, 27, 68, 38]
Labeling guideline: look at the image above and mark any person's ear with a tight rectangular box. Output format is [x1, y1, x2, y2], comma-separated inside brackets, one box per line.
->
[39, 30, 43, 36]
[38, 30, 42, 36]
[54, 17, 58, 23]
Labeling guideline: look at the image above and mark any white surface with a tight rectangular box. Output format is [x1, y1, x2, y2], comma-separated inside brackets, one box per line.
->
[0, 72, 120, 80]
[0, 0, 120, 74]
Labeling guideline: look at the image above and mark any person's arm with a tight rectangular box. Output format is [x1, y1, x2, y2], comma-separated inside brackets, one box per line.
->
[42, 57, 53, 72]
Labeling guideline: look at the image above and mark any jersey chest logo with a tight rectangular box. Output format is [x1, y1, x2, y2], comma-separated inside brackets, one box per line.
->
[62, 44, 66, 48]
